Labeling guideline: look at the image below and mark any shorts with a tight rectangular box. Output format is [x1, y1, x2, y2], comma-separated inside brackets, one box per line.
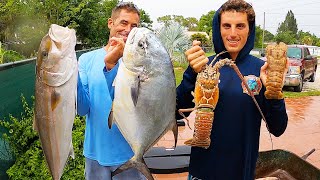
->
[85, 158, 146, 180]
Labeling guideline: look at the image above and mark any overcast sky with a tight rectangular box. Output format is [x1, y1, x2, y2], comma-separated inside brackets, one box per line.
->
[128, 0, 320, 37]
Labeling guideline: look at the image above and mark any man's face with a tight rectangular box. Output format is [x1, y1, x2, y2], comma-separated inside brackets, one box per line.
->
[108, 9, 140, 42]
[220, 11, 249, 60]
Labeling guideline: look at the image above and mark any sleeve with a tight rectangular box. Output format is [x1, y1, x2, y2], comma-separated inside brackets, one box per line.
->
[175, 65, 198, 119]
[77, 55, 90, 116]
[103, 62, 119, 100]
[262, 97, 288, 137]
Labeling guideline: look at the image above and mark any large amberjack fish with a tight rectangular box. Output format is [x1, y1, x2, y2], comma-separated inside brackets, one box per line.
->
[110, 27, 178, 180]
[34, 24, 77, 180]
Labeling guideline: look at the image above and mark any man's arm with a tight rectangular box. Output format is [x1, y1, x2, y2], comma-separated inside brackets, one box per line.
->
[260, 58, 289, 137]
[263, 98, 288, 137]
[176, 40, 209, 119]
[77, 55, 90, 116]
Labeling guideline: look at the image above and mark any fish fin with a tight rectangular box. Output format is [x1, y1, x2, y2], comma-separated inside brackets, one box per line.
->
[108, 108, 114, 129]
[131, 75, 140, 106]
[69, 143, 75, 159]
[32, 115, 38, 132]
[51, 89, 61, 111]
[172, 120, 178, 149]
[112, 159, 153, 180]
[75, 85, 77, 116]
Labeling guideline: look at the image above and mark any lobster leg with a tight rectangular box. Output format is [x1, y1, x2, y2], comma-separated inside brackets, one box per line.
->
[178, 108, 195, 129]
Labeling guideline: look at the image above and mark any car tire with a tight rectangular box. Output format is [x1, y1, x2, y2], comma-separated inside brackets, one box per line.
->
[294, 74, 303, 92]
[310, 71, 316, 82]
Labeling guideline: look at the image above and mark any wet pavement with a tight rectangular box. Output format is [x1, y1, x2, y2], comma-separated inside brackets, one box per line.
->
[152, 96, 320, 179]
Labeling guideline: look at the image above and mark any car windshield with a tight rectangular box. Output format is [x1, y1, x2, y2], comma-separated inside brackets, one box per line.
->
[287, 47, 302, 59]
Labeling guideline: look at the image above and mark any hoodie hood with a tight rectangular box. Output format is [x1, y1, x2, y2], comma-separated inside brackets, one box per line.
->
[212, 6, 255, 62]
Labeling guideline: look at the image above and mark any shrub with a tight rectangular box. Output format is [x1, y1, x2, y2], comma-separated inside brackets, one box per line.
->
[3, 50, 25, 63]
[0, 95, 85, 179]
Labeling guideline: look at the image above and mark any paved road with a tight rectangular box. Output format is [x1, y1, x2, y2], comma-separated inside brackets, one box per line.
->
[303, 64, 320, 91]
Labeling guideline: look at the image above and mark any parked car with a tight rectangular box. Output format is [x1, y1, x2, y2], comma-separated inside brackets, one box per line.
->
[261, 44, 318, 92]
[285, 45, 318, 92]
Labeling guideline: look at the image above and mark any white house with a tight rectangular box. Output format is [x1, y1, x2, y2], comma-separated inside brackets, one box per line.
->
[304, 45, 320, 56]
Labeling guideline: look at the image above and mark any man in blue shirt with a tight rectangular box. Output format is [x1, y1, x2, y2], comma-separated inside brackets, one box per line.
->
[178, 0, 288, 179]
[77, 2, 145, 180]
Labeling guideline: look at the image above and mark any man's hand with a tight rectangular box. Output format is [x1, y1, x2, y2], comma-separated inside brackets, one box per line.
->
[260, 59, 289, 87]
[104, 37, 125, 70]
[185, 40, 209, 73]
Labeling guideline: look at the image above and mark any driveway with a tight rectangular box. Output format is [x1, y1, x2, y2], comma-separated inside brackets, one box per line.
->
[303, 65, 320, 91]
[259, 96, 320, 169]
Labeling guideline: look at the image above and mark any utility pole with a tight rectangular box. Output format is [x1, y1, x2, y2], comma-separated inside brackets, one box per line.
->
[262, 12, 265, 55]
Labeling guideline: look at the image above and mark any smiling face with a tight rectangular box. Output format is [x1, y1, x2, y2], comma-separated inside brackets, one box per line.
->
[220, 11, 249, 60]
[108, 9, 140, 43]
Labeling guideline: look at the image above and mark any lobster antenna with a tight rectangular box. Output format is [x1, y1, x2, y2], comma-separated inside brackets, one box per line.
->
[209, 50, 228, 67]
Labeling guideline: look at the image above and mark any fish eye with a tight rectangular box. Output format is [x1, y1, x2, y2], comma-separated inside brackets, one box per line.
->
[42, 51, 48, 57]
[138, 40, 144, 49]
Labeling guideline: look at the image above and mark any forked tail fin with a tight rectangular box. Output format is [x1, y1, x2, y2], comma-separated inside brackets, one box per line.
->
[111, 159, 154, 180]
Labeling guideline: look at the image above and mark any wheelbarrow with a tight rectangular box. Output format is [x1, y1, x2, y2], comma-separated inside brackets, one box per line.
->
[255, 149, 320, 179]
[144, 146, 320, 179]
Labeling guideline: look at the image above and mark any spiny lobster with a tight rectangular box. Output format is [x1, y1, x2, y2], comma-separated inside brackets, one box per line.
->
[179, 51, 269, 149]
[264, 42, 288, 99]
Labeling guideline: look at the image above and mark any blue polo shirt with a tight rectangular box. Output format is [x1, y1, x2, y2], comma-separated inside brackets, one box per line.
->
[77, 48, 133, 166]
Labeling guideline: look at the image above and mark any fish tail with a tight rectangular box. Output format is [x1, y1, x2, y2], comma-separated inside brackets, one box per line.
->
[184, 138, 210, 149]
[112, 159, 154, 180]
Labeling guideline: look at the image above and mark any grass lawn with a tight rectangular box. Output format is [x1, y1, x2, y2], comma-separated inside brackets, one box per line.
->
[174, 67, 184, 86]
[283, 90, 320, 98]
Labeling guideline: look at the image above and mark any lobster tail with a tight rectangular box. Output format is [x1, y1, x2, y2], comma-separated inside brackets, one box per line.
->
[185, 109, 214, 149]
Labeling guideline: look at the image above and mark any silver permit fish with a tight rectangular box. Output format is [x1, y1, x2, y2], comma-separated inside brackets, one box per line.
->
[34, 24, 77, 180]
[110, 27, 178, 180]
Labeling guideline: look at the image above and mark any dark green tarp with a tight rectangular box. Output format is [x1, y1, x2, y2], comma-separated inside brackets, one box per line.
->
[0, 48, 95, 180]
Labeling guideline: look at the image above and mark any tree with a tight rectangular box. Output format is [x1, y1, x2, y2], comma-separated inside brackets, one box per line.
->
[191, 33, 210, 47]
[0, 0, 153, 57]
[140, 9, 153, 29]
[255, 26, 274, 49]
[0, 0, 20, 43]
[297, 30, 320, 46]
[255, 25, 263, 48]
[0, 0, 49, 57]
[157, 22, 191, 63]
[301, 36, 313, 45]
[264, 30, 274, 42]
[157, 15, 198, 31]
[277, 10, 298, 38]
[197, 10, 215, 35]
[184, 17, 198, 31]
[274, 31, 296, 44]
[157, 15, 172, 27]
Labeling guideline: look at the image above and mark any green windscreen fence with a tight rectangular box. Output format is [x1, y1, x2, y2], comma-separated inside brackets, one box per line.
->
[0, 48, 95, 179]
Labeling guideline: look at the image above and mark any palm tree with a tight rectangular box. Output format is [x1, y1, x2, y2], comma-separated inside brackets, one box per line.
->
[156, 22, 191, 64]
